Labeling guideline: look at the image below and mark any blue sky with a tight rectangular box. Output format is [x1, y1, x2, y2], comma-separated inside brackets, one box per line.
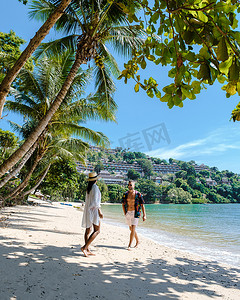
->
[1, 0, 240, 174]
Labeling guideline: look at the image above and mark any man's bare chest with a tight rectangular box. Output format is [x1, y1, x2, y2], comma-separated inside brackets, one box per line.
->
[127, 192, 135, 209]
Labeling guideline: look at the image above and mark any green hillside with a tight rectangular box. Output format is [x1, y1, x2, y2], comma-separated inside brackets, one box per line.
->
[72, 147, 240, 204]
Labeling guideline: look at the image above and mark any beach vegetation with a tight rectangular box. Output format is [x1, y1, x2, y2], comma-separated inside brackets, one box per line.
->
[0, 30, 34, 85]
[0, 129, 19, 163]
[127, 168, 141, 181]
[136, 179, 162, 203]
[166, 187, 192, 204]
[0, 0, 72, 117]
[97, 179, 109, 203]
[120, 0, 240, 121]
[191, 198, 207, 204]
[0, 0, 143, 179]
[108, 184, 127, 203]
[78, 147, 240, 204]
[0, 51, 115, 205]
[40, 158, 82, 201]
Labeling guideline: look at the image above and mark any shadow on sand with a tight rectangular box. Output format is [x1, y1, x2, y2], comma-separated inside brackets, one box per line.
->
[0, 205, 240, 299]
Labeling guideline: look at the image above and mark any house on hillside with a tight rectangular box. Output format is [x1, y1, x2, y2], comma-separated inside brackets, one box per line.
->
[206, 177, 217, 187]
[76, 162, 94, 173]
[222, 177, 230, 185]
[99, 170, 124, 185]
[152, 176, 163, 184]
[196, 177, 201, 184]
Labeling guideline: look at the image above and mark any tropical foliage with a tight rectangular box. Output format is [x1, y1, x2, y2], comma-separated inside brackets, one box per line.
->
[0, 129, 18, 164]
[0, 0, 143, 178]
[84, 148, 240, 204]
[120, 0, 240, 118]
[1, 2, 240, 206]
[0, 51, 115, 205]
[0, 0, 72, 116]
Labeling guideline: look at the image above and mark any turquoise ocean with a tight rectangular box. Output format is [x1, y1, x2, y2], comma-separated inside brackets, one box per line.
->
[101, 204, 240, 267]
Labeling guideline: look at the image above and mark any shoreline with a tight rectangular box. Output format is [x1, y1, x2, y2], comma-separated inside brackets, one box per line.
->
[1, 202, 240, 299]
[102, 215, 240, 269]
[101, 203, 240, 269]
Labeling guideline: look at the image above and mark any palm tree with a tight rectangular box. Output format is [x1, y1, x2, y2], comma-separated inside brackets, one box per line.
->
[0, 0, 143, 177]
[5, 133, 89, 201]
[0, 0, 72, 117]
[1, 51, 115, 198]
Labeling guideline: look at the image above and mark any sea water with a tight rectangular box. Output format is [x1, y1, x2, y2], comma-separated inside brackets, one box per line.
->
[101, 203, 240, 267]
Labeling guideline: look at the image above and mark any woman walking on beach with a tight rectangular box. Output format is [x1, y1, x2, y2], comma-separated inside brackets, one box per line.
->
[81, 172, 103, 257]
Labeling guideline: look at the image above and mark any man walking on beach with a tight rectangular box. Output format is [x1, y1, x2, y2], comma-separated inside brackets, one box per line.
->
[122, 180, 146, 250]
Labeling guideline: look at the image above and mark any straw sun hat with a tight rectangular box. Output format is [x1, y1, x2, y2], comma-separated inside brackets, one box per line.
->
[87, 172, 98, 181]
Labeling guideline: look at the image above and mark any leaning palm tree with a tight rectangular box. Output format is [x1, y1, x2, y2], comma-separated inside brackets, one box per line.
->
[0, 0, 72, 117]
[5, 132, 90, 201]
[1, 51, 114, 191]
[0, 0, 144, 177]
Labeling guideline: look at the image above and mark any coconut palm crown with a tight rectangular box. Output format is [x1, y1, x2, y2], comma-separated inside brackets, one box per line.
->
[2, 51, 114, 193]
[0, 0, 144, 177]
[30, 0, 144, 106]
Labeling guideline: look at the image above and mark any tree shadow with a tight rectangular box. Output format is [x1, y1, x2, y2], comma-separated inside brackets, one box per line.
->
[97, 244, 126, 250]
[0, 237, 239, 299]
[0, 205, 76, 235]
[1, 204, 240, 299]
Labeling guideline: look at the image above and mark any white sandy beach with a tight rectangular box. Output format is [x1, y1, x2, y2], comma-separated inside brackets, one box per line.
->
[0, 201, 240, 300]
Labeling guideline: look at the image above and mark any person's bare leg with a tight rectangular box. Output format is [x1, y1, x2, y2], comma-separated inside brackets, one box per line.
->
[81, 224, 100, 256]
[84, 227, 91, 251]
[127, 226, 132, 250]
[84, 227, 96, 255]
[81, 227, 91, 256]
[134, 230, 139, 248]
[128, 225, 136, 250]
[81, 246, 89, 257]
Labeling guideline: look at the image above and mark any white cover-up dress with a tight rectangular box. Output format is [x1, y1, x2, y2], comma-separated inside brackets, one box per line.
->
[82, 184, 101, 228]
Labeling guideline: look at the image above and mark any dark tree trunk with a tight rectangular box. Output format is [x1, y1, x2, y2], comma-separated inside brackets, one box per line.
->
[0, 142, 38, 189]
[22, 164, 51, 198]
[0, 0, 72, 118]
[5, 153, 44, 200]
[0, 35, 97, 178]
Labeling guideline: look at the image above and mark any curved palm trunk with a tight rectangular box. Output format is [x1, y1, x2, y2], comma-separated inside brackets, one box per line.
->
[5, 153, 44, 200]
[0, 142, 38, 189]
[0, 36, 97, 178]
[22, 164, 51, 198]
[0, 0, 72, 118]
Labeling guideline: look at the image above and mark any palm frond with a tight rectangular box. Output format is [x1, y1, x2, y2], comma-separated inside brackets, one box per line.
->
[107, 25, 145, 58]
[28, 0, 54, 22]
[98, 43, 120, 78]
[53, 137, 89, 152]
[8, 121, 23, 136]
[9, 87, 37, 107]
[54, 123, 109, 147]
[17, 68, 45, 101]
[93, 64, 117, 116]
[5, 100, 38, 120]
[30, 0, 83, 34]
[34, 35, 78, 59]
[60, 96, 116, 122]
[64, 68, 92, 102]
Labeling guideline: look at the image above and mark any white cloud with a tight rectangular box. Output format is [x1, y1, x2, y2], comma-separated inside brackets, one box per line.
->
[146, 126, 240, 161]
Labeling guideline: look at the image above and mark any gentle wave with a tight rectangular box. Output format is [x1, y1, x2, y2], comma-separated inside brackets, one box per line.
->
[101, 203, 240, 267]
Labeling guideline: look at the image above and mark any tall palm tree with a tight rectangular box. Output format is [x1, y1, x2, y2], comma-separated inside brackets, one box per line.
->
[5, 133, 89, 201]
[1, 51, 114, 193]
[0, 0, 144, 178]
[0, 0, 72, 117]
